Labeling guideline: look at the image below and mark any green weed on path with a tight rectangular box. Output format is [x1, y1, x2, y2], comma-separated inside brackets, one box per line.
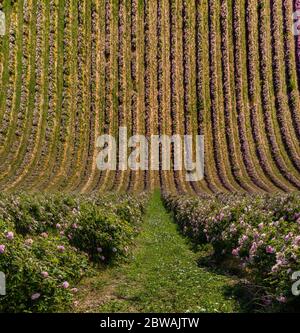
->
[75, 191, 240, 313]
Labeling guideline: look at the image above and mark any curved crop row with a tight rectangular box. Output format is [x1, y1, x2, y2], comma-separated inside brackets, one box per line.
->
[0, 1, 299, 194]
[270, 0, 300, 173]
[95, 0, 112, 192]
[194, 0, 216, 194]
[245, 0, 290, 192]
[208, 0, 235, 193]
[111, 0, 125, 191]
[143, 0, 151, 191]
[295, 0, 300, 86]
[0, 1, 17, 146]
[127, 0, 138, 192]
[182, 0, 200, 195]
[0, 0, 38, 191]
[24, 0, 58, 191]
[258, 0, 300, 190]
[283, 0, 300, 141]
[231, 0, 268, 193]
[169, 0, 185, 193]
[220, 0, 258, 193]
[81, 0, 102, 193]
[4, 0, 45, 191]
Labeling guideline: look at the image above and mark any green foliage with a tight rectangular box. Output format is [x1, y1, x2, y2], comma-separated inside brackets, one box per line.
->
[0, 192, 147, 312]
[68, 202, 141, 263]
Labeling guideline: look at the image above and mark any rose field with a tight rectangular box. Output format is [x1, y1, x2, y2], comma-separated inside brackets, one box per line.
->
[0, 0, 300, 314]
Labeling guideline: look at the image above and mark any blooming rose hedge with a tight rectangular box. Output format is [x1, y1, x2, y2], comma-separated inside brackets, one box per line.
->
[163, 192, 300, 310]
[0, 192, 147, 312]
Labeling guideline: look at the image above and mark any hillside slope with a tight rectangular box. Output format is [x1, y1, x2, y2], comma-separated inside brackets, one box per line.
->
[0, 0, 299, 194]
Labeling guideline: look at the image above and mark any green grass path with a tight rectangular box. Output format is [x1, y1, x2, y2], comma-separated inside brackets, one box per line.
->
[75, 191, 239, 313]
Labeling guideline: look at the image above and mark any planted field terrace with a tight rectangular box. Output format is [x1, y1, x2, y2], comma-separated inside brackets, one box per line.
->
[0, 0, 300, 313]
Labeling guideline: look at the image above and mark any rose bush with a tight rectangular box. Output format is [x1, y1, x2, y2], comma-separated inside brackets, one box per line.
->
[0, 192, 147, 312]
[163, 192, 300, 310]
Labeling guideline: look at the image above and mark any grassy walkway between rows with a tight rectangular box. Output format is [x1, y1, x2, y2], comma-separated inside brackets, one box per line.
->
[75, 191, 240, 313]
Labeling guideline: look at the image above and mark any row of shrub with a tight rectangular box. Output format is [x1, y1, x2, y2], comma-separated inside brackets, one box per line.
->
[163, 192, 300, 311]
[0, 192, 147, 312]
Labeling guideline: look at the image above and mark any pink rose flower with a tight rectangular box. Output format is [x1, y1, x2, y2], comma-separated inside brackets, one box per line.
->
[258, 223, 264, 230]
[266, 246, 275, 254]
[284, 234, 291, 242]
[57, 245, 65, 252]
[41, 271, 49, 278]
[277, 296, 287, 304]
[0, 245, 5, 254]
[6, 231, 14, 240]
[250, 242, 258, 256]
[25, 239, 33, 246]
[62, 281, 69, 289]
[31, 293, 41, 301]
[293, 213, 300, 220]
[294, 236, 300, 246]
